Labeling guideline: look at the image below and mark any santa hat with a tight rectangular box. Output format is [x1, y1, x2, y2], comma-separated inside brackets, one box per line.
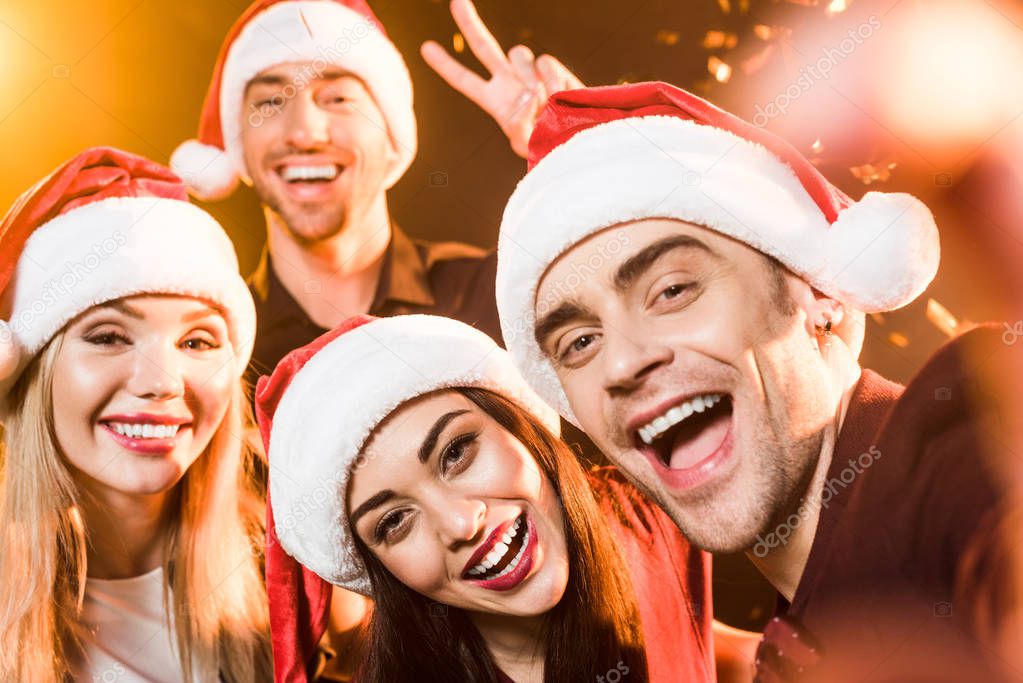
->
[496, 81, 940, 424]
[255, 314, 559, 679]
[0, 146, 255, 407]
[171, 0, 416, 201]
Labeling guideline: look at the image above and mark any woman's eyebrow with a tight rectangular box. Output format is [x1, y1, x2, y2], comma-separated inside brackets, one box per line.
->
[417, 410, 470, 464]
[350, 490, 396, 528]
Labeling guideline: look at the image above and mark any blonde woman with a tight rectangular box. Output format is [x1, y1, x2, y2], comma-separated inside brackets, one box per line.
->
[0, 147, 272, 681]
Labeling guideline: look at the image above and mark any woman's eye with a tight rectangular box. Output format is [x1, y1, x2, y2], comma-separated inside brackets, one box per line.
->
[85, 331, 129, 346]
[441, 433, 478, 475]
[375, 510, 410, 544]
[181, 336, 219, 351]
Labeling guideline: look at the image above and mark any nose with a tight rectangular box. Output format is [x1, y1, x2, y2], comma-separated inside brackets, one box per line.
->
[283, 92, 330, 150]
[602, 327, 673, 394]
[127, 343, 185, 400]
[435, 496, 486, 549]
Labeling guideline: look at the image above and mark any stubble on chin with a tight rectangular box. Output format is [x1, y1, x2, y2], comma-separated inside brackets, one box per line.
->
[260, 186, 347, 245]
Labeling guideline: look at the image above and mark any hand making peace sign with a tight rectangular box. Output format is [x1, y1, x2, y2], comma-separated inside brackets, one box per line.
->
[421, 0, 585, 159]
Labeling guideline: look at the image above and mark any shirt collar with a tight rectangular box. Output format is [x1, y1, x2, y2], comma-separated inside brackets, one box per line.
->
[370, 223, 436, 310]
[249, 223, 436, 328]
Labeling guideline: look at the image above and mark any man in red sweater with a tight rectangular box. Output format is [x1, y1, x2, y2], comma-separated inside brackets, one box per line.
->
[496, 81, 1018, 681]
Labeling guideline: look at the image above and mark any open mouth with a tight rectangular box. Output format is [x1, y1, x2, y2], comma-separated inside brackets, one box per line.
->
[462, 512, 531, 583]
[277, 163, 344, 185]
[634, 393, 734, 472]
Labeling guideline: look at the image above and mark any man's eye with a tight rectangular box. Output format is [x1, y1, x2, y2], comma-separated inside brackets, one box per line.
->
[571, 334, 595, 352]
[556, 332, 600, 365]
[661, 283, 688, 299]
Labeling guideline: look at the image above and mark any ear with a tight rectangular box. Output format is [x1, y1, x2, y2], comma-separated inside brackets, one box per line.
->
[788, 277, 846, 339]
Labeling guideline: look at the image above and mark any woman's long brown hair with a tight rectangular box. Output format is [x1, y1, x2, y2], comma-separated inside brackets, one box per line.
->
[353, 387, 648, 683]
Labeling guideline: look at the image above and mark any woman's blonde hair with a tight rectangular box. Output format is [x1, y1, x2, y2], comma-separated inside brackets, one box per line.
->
[0, 327, 272, 681]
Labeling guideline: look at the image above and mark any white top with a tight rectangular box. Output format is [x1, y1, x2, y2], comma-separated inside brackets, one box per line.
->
[72, 566, 188, 683]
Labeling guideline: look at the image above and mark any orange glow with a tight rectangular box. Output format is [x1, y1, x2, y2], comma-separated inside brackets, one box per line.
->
[879, 2, 1023, 152]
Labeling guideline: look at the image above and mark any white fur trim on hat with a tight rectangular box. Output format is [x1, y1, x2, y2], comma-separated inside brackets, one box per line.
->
[268, 315, 560, 594]
[219, 0, 416, 191]
[496, 115, 940, 423]
[0, 196, 256, 401]
[170, 139, 241, 202]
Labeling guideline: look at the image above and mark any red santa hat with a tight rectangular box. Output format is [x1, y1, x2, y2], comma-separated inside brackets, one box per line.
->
[0, 146, 255, 406]
[170, 0, 416, 201]
[496, 81, 940, 424]
[255, 314, 559, 680]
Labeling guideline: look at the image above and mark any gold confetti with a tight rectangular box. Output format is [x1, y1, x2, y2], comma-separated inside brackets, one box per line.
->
[453, 32, 465, 54]
[657, 29, 682, 46]
[708, 56, 733, 83]
[753, 24, 775, 41]
[926, 299, 959, 337]
[849, 161, 897, 185]
[717, 0, 731, 14]
[826, 0, 850, 14]
[870, 313, 886, 326]
[811, 138, 824, 154]
[703, 30, 738, 49]
[888, 332, 910, 348]
[784, 0, 820, 5]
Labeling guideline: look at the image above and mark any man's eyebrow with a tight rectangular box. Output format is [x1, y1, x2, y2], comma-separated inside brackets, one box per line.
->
[533, 301, 590, 351]
[417, 410, 469, 464]
[349, 489, 396, 528]
[246, 67, 354, 91]
[612, 235, 715, 293]
[245, 74, 290, 90]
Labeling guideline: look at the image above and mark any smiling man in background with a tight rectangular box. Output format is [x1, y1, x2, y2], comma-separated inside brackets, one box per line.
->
[497, 82, 1016, 681]
[171, 0, 581, 384]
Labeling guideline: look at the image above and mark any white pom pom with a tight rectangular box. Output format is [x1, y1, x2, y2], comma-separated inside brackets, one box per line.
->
[170, 140, 240, 202]
[827, 192, 940, 313]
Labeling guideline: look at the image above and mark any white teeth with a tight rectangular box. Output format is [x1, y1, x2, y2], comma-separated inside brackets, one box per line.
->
[467, 516, 527, 579]
[280, 164, 339, 182]
[108, 422, 181, 440]
[637, 393, 724, 445]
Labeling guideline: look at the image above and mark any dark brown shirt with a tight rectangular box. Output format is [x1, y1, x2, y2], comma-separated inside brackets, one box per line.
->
[755, 325, 1014, 682]
[246, 224, 501, 387]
